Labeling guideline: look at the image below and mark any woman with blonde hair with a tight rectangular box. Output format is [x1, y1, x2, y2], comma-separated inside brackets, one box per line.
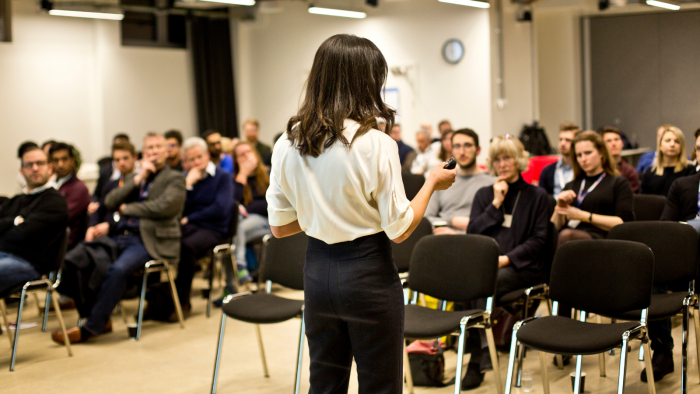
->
[465, 134, 549, 389]
[640, 126, 696, 196]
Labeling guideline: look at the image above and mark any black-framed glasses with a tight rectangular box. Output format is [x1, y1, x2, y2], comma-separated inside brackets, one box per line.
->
[22, 160, 48, 169]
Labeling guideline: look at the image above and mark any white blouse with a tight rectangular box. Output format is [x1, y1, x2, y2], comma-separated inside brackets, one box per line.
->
[266, 119, 414, 244]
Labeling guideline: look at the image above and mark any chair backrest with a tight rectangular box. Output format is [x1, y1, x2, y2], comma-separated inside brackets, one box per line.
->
[408, 234, 499, 302]
[402, 173, 425, 201]
[547, 194, 557, 218]
[633, 194, 666, 221]
[391, 217, 433, 273]
[227, 202, 240, 241]
[549, 240, 653, 316]
[608, 221, 698, 286]
[51, 228, 70, 272]
[261, 232, 308, 291]
[541, 221, 558, 283]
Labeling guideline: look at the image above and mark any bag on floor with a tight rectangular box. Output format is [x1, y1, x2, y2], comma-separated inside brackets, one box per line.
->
[407, 340, 446, 387]
[144, 281, 176, 322]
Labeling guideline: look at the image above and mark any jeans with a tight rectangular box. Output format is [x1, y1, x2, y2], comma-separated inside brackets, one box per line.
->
[304, 232, 404, 394]
[175, 224, 227, 306]
[223, 213, 270, 290]
[85, 235, 151, 334]
[0, 252, 41, 296]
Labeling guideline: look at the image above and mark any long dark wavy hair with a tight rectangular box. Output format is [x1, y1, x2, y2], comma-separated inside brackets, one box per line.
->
[286, 34, 396, 157]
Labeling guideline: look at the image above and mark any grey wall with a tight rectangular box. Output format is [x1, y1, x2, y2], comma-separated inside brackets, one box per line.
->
[587, 11, 700, 151]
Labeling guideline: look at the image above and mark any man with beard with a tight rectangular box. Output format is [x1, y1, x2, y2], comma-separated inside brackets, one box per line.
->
[50, 142, 91, 248]
[203, 130, 234, 173]
[539, 122, 579, 198]
[426, 128, 496, 234]
[0, 145, 68, 294]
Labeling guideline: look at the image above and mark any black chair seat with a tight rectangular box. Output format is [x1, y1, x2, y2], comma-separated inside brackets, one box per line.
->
[499, 288, 527, 304]
[605, 292, 689, 321]
[222, 293, 303, 324]
[518, 316, 640, 355]
[405, 304, 482, 339]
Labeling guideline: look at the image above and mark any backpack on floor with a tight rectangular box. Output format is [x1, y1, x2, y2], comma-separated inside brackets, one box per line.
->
[407, 340, 446, 387]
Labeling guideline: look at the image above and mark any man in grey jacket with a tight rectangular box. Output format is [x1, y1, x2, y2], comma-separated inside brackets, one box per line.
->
[52, 132, 186, 344]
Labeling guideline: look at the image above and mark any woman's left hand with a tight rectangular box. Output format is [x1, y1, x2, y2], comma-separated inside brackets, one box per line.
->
[555, 205, 586, 222]
[498, 255, 510, 268]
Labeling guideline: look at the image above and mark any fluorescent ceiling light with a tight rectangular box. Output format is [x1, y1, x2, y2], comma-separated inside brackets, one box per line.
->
[308, 6, 366, 18]
[198, 0, 256, 5]
[646, 0, 680, 9]
[439, 0, 490, 8]
[48, 9, 125, 20]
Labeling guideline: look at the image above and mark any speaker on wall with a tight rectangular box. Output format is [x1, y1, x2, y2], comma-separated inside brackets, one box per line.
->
[0, 0, 11, 42]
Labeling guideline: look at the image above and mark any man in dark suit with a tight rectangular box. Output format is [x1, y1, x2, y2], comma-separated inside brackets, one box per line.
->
[0, 146, 69, 295]
[52, 132, 186, 344]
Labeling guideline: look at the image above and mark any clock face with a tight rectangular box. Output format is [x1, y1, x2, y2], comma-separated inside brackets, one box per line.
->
[442, 39, 464, 65]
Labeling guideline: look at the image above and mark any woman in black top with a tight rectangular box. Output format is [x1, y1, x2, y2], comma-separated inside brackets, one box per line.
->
[662, 129, 700, 221]
[466, 135, 549, 388]
[552, 130, 634, 243]
[641, 126, 696, 197]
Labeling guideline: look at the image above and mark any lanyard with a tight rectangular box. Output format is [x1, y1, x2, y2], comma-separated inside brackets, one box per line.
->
[503, 191, 522, 216]
[577, 173, 606, 207]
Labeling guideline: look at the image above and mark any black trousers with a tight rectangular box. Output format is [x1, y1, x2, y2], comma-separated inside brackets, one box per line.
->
[175, 223, 228, 306]
[304, 232, 404, 394]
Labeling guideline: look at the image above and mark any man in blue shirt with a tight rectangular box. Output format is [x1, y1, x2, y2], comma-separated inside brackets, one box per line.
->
[203, 130, 234, 173]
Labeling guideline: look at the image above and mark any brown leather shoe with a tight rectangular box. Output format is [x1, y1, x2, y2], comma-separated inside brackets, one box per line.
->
[51, 327, 86, 345]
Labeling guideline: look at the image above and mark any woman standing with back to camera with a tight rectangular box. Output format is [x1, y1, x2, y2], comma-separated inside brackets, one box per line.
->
[266, 34, 456, 393]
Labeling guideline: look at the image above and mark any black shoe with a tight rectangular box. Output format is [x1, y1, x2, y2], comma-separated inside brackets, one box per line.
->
[461, 363, 485, 390]
[641, 351, 674, 382]
[553, 354, 572, 367]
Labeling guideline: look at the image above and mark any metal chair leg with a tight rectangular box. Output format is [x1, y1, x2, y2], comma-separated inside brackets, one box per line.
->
[206, 253, 217, 318]
[555, 354, 564, 370]
[596, 315, 606, 377]
[32, 293, 42, 316]
[10, 288, 27, 371]
[515, 295, 530, 387]
[485, 326, 503, 394]
[682, 302, 690, 393]
[0, 299, 13, 348]
[50, 289, 72, 357]
[617, 335, 630, 394]
[643, 338, 657, 394]
[504, 322, 523, 394]
[211, 313, 227, 394]
[693, 305, 700, 382]
[403, 342, 414, 394]
[453, 319, 468, 394]
[42, 272, 54, 332]
[573, 354, 584, 394]
[136, 270, 148, 341]
[538, 351, 551, 394]
[119, 302, 128, 323]
[255, 324, 270, 377]
[294, 311, 305, 394]
[165, 264, 185, 328]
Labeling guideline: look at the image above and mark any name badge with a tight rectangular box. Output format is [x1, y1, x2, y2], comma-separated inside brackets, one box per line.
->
[568, 219, 581, 228]
[503, 214, 513, 228]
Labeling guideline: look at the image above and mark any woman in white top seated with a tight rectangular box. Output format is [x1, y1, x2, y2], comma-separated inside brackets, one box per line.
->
[266, 34, 456, 394]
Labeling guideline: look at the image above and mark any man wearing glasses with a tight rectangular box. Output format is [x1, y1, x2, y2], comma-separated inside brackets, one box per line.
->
[49, 142, 91, 249]
[203, 130, 234, 173]
[0, 144, 69, 295]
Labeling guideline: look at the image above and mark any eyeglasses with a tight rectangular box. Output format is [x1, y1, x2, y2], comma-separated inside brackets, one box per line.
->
[168, 143, 178, 149]
[490, 134, 516, 143]
[22, 160, 48, 169]
[452, 143, 474, 151]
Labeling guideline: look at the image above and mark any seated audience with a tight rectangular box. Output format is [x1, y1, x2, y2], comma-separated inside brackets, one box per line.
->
[51, 133, 186, 344]
[50, 142, 91, 249]
[165, 129, 184, 171]
[602, 126, 639, 193]
[0, 146, 68, 295]
[437, 129, 454, 162]
[640, 126, 696, 196]
[464, 134, 549, 389]
[233, 141, 271, 283]
[242, 118, 272, 166]
[426, 128, 495, 233]
[93, 133, 131, 206]
[637, 124, 670, 173]
[539, 122, 579, 198]
[389, 124, 415, 172]
[411, 130, 441, 176]
[662, 128, 700, 222]
[175, 137, 233, 319]
[15, 141, 39, 192]
[203, 130, 234, 173]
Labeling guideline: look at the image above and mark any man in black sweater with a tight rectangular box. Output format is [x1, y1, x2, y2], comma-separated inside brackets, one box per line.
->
[0, 146, 69, 295]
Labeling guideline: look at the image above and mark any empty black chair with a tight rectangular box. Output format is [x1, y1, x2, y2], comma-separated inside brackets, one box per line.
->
[205, 205, 239, 318]
[607, 221, 699, 391]
[402, 172, 425, 201]
[633, 194, 666, 221]
[504, 240, 656, 394]
[391, 217, 432, 274]
[211, 232, 308, 394]
[403, 234, 502, 394]
[0, 229, 72, 371]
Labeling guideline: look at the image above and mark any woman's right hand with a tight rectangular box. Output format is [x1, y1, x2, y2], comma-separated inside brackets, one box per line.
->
[557, 190, 576, 208]
[428, 166, 457, 191]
